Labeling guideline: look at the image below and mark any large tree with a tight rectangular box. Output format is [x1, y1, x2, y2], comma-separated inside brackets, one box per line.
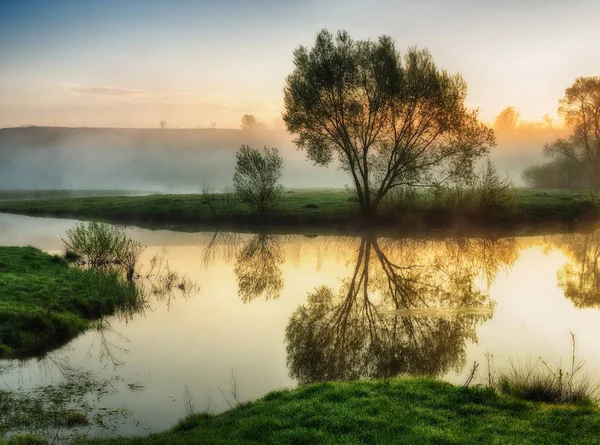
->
[283, 30, 495, 218]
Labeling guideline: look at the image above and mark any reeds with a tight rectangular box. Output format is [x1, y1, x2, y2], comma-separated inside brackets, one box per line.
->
[492, 333, 598, 405]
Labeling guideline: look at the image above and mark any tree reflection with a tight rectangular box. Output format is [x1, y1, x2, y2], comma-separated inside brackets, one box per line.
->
[555, 230, 600, 308]
[286, 236, 517, 384]
[235, 233, 284, 303]
[202, 231, 284, 303]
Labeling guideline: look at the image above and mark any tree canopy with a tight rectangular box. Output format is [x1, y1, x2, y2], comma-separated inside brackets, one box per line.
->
[283, 30, 495, 217]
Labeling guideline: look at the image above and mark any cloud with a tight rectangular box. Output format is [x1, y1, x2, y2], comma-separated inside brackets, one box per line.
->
[69, 86, 149, 96]
[61, 83, 276, 116]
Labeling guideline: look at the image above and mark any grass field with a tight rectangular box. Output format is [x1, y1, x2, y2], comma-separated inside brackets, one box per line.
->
[0, 188, 598, 233]
[0, 246, 141, 358]
[49, 377, 600, 445]
[0, 189, 148, 201]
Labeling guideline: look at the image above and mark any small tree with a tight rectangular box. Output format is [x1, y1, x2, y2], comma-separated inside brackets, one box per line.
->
[160, 120, 168, 129]
[233, 145, 283, 215]
[241, 114, 259, 131]
[494, 107, 521, 131]
[241, 114, 265, 131]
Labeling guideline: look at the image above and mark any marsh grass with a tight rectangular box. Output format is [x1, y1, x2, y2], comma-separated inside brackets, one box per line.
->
[491, 334, 599, 405]
[0, 360, 136, 444]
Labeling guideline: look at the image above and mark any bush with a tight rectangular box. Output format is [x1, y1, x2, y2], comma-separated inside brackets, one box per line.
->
[233, 145, 283, 215]
[432, 158, 515, 224]
[62, 222, 144, 280]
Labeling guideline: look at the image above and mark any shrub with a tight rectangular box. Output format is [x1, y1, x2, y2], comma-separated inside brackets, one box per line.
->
[233, 145, 283, 215]
[432, 158, 515, 224]
[62, 222, 144, 279]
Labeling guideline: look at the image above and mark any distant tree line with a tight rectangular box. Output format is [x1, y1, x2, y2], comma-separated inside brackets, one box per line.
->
[522, 77, 600, 189]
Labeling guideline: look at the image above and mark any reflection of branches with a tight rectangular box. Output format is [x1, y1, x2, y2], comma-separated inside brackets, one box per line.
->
[138, 254, 199, 311]
[201, 231, 243, 269]
[443, 237, 519, 285]
[201, 231, 285, 302]
[87, 319, 130, 369]
[553, 231, 600, 307]
[286, 236, 517, 385]
[235, 234, 284, 303]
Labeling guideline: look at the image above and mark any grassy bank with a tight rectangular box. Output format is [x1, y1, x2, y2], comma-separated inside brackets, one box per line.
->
[0, 247, 141, 358]
[0, 188, 598, 233]
[49, 377, 600, 445]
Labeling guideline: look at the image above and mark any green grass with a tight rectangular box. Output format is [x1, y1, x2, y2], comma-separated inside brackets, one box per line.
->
[0, 189, 356, 228]
[0, 190, 146, 201]
[0, 188, 598, 232]
[0, 246, 141, 359]
[514, 189, 600, 223]
[68, 377, 600, 445]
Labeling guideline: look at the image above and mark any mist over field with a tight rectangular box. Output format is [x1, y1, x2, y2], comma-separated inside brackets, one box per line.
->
[0, 127, 348, 192]
[0, 126, 565, 191]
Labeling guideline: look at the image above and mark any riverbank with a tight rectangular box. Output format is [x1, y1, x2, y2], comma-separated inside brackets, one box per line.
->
[0, 189, 598, 235]
[0, 247, 141, 359]
[49, 377, 600, 445]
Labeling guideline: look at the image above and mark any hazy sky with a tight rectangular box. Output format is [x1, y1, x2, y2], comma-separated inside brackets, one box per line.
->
[1, 0, 598, 128]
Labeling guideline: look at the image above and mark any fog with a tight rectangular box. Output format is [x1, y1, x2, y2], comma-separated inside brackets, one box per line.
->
[0, 127, 349, 192]
[489, 125, 569, 185]
[0, 126, 567, 191]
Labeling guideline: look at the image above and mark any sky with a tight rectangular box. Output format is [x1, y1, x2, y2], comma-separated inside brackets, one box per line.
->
[0, 0, 598, 129]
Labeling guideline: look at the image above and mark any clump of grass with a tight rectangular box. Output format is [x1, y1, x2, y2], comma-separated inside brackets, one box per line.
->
[1, 434, 48, 445]
[64, 248, 80, 263]
[493, 333, 598, 405]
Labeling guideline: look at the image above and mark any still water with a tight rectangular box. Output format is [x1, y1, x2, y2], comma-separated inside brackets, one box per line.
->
[2, 213, 600, 437]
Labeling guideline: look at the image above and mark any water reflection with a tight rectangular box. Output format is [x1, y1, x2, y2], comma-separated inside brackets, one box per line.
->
[202, 232, 284, 302]
[235, 234, 284, 302]
[555, 230, 600, 308]
[5, 212, 600, 439]
[286, 236, 518, 384]
[87, 319, 131, 369]
[0, 353, 141, 440]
